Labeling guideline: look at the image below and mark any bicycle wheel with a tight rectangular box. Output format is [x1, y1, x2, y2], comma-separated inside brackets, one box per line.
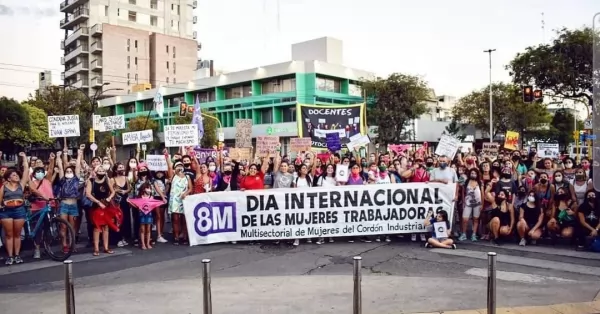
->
[42, 216, 76, 261]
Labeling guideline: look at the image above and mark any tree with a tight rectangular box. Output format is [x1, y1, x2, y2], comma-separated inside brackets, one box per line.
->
[0, 97, 30, 148]
[444, 119, 466, 141]
[507, 27, 597, 108]
[452, 83, 550, 140]
[174, 110, 219, 148]
[124, 116, 160, 149]
[4, 105, 54, 147]
[362, 73, 430, 144]
[548, 108, 580, 147]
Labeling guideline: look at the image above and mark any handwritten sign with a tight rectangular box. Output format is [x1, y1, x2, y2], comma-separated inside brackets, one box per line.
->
[347, 134, 371, 151]
[164, 124, 199, 147]
[290, 138, 312, 152]
[146, 154, 168, 171]
[504, 131, 519, 150]
[98, 115, 125, 132]
[122, 130, 153, 145]
[235, 119, 252, 148]
[434, 134, 460, 160]
[229, 147, 252, 161]
[256, 136, 279, 155]
[48, 115, 80, 138]
[482, 142, 499, 158]
[326, 133, 341, 152]
[194, 148, 230, 163]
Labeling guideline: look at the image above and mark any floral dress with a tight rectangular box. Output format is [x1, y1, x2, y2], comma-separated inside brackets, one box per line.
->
[168, 175, 189, 214]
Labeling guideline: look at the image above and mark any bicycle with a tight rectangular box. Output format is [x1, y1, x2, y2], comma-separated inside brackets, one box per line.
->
[24, 198, 76, 261]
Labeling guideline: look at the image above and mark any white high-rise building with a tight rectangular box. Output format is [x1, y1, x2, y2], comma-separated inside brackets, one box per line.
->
[60, 0, 201, 98]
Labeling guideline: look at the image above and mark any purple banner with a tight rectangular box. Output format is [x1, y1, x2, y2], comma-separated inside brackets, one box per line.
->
[194, 147, 230, 163]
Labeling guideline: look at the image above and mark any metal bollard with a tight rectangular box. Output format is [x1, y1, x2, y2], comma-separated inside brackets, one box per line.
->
[64, 260, 75, 314]
[487, 252, 497, 314]
[202, 259, 212, 314]
[353, 256, 362, 314]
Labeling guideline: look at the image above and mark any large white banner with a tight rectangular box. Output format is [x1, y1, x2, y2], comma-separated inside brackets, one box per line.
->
[183, 183, 456, 246]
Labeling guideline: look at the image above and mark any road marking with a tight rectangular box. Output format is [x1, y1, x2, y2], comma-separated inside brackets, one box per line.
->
[0, 248, 131, 276]
[465, 267, 575, 283]
[431, 248, 600, 276]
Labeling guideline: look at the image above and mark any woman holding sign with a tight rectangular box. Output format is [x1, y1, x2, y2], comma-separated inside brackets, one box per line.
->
[164, 150, 193, 245]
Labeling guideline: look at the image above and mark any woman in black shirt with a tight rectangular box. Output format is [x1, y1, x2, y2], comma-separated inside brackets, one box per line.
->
[517, 191, 543, 246]
[576, 190, 599, 250]
[85, 166, 115, 256]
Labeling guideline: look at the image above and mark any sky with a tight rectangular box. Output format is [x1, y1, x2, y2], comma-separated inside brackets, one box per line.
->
[0, 0, 598, 102]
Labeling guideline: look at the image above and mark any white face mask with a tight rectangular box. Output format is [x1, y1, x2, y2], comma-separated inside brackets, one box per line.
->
[208, 165, 216, 172]
[129, 162, 137, 169]
[527, 196, 535, 202]
[554, 176, 562, 183]
[65, 173, 74, 179]
[102, 164, 110, 171]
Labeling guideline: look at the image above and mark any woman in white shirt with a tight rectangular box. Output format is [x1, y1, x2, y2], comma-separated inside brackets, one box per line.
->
[291, 163, 314, 246]
[314, 163, 338, 244]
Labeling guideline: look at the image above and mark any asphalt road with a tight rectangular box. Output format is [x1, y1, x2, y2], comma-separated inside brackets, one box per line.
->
[1, 236, 600, 313]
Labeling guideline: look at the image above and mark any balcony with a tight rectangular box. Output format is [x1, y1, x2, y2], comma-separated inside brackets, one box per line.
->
[91, 77, 103, 88]
[91, 23, 102, 37]
[91, 59, 102, 71]
[61, 40, 65, 50]
[60, 8, 89, 30]
[64, 61, 89, 80]
[90, 41, 102, 54]
[64, 44, 89, 63]
[61, 57, 65, 65]
[72, 76, 89, 89]
[64, 27, 89, 47]
[60, 0, 88, 13]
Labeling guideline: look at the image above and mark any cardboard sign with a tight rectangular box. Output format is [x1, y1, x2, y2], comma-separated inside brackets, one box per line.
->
[164, 124, 199, 147]
[235, 119, 252, 148]
[504, 131, 519, 150]
[48, 115, 81, 138]
[434, 135, 460, 159]
[229, 147, 252, 162]
[290, 137, 312, 152]
[482, 142, 499, 158]
[256, 136, 279, 155]
[122, 130, 153, 145]
[326, 133, 341, 152]
[98, 115, 125, 132]
[146, 154, 168, 171]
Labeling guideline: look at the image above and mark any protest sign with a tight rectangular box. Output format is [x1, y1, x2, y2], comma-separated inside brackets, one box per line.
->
[256, 136, 279, 155]
[326, 133, 341, 151]
[122, 130, 153, 145]
[146, 154, 168, 171]
[229, 148, 252, 161]
[434, 135, 460, 159]
[235, 119, 252, 148]
[194, 147, 230, 163]
[183, 182, 456, 245]
[98, 115, 125, 132]
[48, 115, 80, 138]
[482, 142, 499, 158]
[537, 143, 559, 158]
[164, 124, 199, 147]
[504, 131, 520, 150]
[290, 137, 312, 152]
[297, 103, 366, 149]
[347, 134, 371, 151]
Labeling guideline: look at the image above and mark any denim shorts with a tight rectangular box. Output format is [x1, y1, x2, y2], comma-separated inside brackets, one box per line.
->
[140, 213, 153, 225]
[0, 206, 27, 220]
[59, 203, 79, 217]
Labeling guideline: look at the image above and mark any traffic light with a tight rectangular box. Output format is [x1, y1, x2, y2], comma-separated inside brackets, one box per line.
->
[533, 89, 543, 100]
[523, 85, 534, 103]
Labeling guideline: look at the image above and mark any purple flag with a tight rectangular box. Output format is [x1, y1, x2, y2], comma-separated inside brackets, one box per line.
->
[192, 95, 205, 142]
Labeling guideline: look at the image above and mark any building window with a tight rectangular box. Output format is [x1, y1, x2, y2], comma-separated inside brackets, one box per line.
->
[117, 8, 120, 16]
[282, 106, 296, 122]
[127, 39, 130, 52]
[349, 83, 362, 97]
[166, 77, 169, 83]
[134, 57, 137, 65]
[135, 73, 138, 82]
[171, 3, 174, 10]
[150, 0, 157, 9]
[127, 73, 130, 79]
[242, 85, 251, 97]
[166, 61, 169, 71]
[259, 108, 273, 124]
[173, 47, 176, 58]
[129, 0, 136, 4]
[316, 77, 341, 93]
[134, 40, 138, 49]
[104, 5, 108, 16]
[173, 62, 176, 74]
[166, 45, 169, 53]
[177, 5, 180, 15]
[143, 101, 153, 111]
[128, 11, 136, 22]
[262, 78, 296, 94]
[127, 80, 130, 86]
[150, 16, 157, 26]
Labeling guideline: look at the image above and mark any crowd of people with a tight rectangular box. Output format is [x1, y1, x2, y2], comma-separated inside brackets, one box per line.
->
[0, 142, 598, 266]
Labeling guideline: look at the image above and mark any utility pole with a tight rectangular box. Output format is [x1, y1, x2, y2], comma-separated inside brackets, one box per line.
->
[484, 49, 496, 143]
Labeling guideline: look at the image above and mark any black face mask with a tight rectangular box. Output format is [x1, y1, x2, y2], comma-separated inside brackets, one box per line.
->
[183, 163, 191, 168]
[426, 162, 434, 167]
[512, 156, 520, 162]
[117, 170, 125, 176]
[556, 194, 567, 201]
[501, 173, 511, 179]
[139, 171, 149, 177]
[588, 196, 595, 203]
[223, 170, 232, 176]
[96, 174, 106, 180]
[518, 190, 526, 196]
[495, 197, 505, 204]
[540, 178, 548, 184]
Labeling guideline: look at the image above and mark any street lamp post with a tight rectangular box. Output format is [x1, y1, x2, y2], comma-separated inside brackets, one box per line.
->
[484, 49, 496, 143]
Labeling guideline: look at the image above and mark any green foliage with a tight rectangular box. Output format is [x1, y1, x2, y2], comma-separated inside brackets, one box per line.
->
[362, 73, 430, 144]
[452, 83, 550, 139]
[507, 27, 597, 108]
[174, 111, 219, 148]
[549, 109, 579, 147]
[0, 97, 30, 141]
[4, 105, 54, 147]
[125, 116, 161, 149]
[444, 120, 466, 141]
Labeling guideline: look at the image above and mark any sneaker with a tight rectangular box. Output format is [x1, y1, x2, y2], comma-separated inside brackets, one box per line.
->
[293, 239, 300, 246]
[458, 233, 467, 241]
[5, 257, 14, 266]
[157, 236, 168, 243]
[451, 244, 457, 250]
[306, 239, 312, 244]
[420, 234, 427, 242]
[117, 240, 126, 248]
[152, 225, 157, 231]
[411, 234, 417, 242]
[384, 236, 391, 243]
[375, 237, 381, 242]
[360, 237, 371, 243]
[33, 249, 41, 259]
[316, 237, 324, 245]
[328, 238, 334, 243]
[519, 238, 527, 246]
[424, 242, 431, 248]
[231, 241, 237, 244]
[471, 234, 478, 242]
[14, 256, 23, 264]
[348, 239, 354, 243]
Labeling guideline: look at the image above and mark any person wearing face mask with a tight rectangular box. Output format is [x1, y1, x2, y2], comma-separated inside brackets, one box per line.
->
[534, 173, 553, 218]
[128, 182, 158, 250]
[0, 152, 29, 265]
[552, 170, 576, 204]
[459, 169, 484, 242]
[562, 157, 577, 183]
[85, 165, 116, 256]
[181, 155, 196, 183]
[165, 151, 193, 245]
[510, 153, 527, 180]
[29, 153, 57, 259]
[493, 167, 517, 205]
[152, 170, 169, 243]
[347, 163, 364, 186]
[573, 169, 593, 205]
[192, 159, 212, 195]
[522, 170, 537, 192]
[580, 158, 591, 178]
[101, 157, 113, 176]
[517, 192, 543, 246]
[547, 187, 576, 241]
[126, 158, 139, 183]
[487, 190, 514, 245]
[57, 149, 83, 253]
[272, 155, 294, 189]
[425, 157, 435, 175]
[576, 190, 599, 250]
[111, 163, 132, 247]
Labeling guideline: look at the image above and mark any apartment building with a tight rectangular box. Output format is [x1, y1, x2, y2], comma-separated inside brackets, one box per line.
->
[60, 0, 200, 97]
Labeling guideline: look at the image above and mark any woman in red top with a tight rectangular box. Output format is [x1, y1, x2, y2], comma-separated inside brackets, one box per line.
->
[240, 155, 270, 191]
[191, 156, 211, 194]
